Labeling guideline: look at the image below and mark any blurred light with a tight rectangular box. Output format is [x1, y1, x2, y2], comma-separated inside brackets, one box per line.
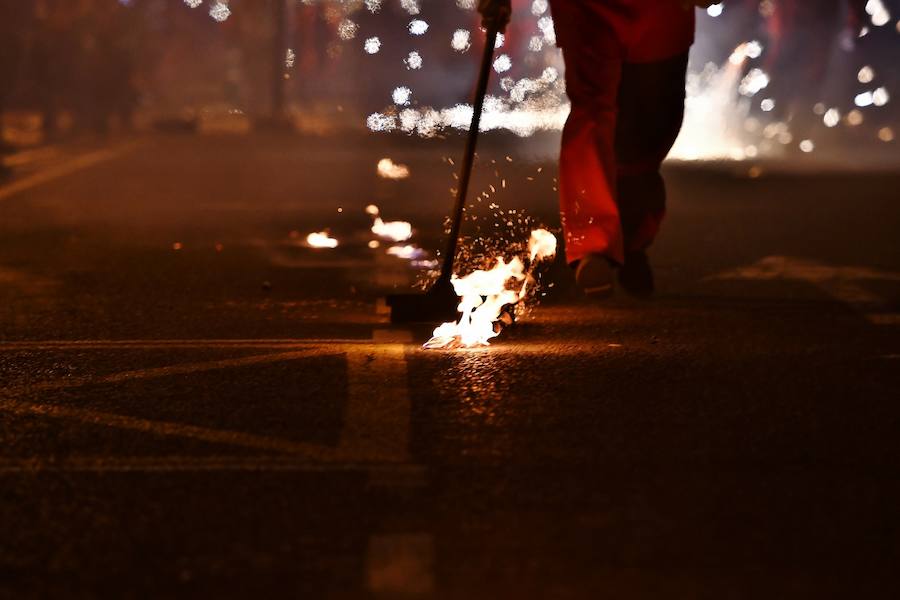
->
[846, 109, 864, 126]
[878, 127, 895, 142]
[858, 65, 875, 83]
[532, 0, 549, 16]
[823, 108, 840, 127]
[738, 68, 769, 96]
[799, 139, 814, 153]
[495, 33, 505, 49]
[184, 0, 202, 7]
[172, 242, 183, 250]
[364, 37, 381, 54]
[872, 87, 889, 106]
[365, 0, 382, 13]
[368, 240, 381, 249]
[528, 36, 544, 52]
[537, 16, 556, 45]
[456, 0, 476, 9]
[760, 98, 775, 112]
[854, 91, 874, 107]
[707, 4, 724, 17]
[285, 48, 295, 68]
[813, 102, 826, 115]
[865, 0, 891, 26]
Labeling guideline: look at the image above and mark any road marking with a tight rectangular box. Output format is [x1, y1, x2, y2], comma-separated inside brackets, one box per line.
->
[0, 455, 427, 476]
[366, 533, 435, 596]
[0, 339, 371, 351]
[710, 255, 900, 325]
[344, 345, 411, 462]
[0, 340, 415, 466]
[0, 142, 138, 202]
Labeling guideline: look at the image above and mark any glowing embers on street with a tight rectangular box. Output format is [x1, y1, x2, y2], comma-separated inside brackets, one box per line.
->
[424, 229, 557, 350]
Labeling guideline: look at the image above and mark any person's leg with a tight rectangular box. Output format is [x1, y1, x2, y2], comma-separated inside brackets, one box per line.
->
[551, 0, 625, 267]
[614, 52, 689, 256]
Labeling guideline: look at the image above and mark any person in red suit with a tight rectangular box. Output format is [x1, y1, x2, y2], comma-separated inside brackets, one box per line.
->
[480, 0, 714, 295]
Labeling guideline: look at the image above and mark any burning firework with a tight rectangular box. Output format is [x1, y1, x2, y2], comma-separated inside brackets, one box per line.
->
[368, 205, 413, 242]
[376, 158, 411, 179]
[424, 229, 557, 350]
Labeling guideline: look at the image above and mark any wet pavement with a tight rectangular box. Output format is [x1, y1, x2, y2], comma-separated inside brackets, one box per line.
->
[1, 133, 899, 598]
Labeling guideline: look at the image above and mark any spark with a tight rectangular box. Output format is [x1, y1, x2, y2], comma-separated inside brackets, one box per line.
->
[528, 36, 544, 52]
[537, 16, 556, 45]
[371, 207, 413, 242]
[306, 232, 338, 249]
[208, 1, 230, 22]
[451, 29, 471, 52]
[400, 0, 420, 15]
[408, 20, 429, 35]
[392, 86, 412, 106]
[364, 37, 381, 54]
[285, 48, 295, 68]
[707, 3, 724, 17]
[404, 51, 423, 70]
[184, 0, 202, 8]
[531, 0, 548, 16]
[493, 54, 512, 73]
[456, 0, 476, 9]
[338, 19, 359, 40]
[495, 33, 505, 49]
[365, 0, 382, 13]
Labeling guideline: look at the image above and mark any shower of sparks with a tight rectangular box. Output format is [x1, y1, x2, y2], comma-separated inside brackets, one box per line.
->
[392, 86, 412, 106]
[408, 20, 429, 35]
[404, 51, 423, 70]
[456, 0, 476, 9]
[451, 29, 471, 52]
[306, 231, 338, 249]
[285, 48, 295, 68]
[424, 229, 557, 350]
[376, 158, 411, 179]
[184, 0, 202, 8]
[365, 0, 382, 13]
[364, 37, 381, 54]
[531, 0, 548, 15]
[338, 19, 359, 40]
[387, 245, 426, 260]
[495, 33, 505, 49]
[537, 16, 556, 45]
[208, 1, 230, 22]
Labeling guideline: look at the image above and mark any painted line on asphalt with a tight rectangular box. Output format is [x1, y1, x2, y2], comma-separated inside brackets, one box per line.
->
[0, 142, 139, 202]
[366, 533, 435, 596]
[710, 255, 900, 326]
[0, 455, 427, 476]
[0, 339, 374, 351]
[0, 340, 416, 467]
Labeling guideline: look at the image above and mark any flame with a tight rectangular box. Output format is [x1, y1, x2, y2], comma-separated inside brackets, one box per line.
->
[306, 231, 338, 248]
[386, 244, 425, 260]
[377, 158, 411, 179]
[424, 229, 557, 350]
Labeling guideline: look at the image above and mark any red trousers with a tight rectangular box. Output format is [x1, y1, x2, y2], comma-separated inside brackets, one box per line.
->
[550, 1, 694, 264]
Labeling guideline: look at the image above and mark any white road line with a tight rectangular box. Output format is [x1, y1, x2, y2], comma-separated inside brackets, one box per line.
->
[366, 533, 435, 596]
[710, 255, 900, 325]
[343, 345, 411, 463]
[0, 142, 138, 202]
[0, 455, 427, 476]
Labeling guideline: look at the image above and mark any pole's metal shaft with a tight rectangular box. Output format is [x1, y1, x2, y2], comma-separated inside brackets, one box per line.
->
[439, 25, 499, 283]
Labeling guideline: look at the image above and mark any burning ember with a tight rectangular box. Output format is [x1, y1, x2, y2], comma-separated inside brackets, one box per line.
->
[377, 157, 411, 179]
[306, 231, 338, 248]
[424, 229, 557, 350]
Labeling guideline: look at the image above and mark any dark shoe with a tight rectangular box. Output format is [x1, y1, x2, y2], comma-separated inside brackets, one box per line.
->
[574, 253, 615, 297]
[618, 250, 654, 296]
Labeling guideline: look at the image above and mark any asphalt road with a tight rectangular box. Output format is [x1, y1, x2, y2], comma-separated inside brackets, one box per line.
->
[1, 133, 899, 598]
